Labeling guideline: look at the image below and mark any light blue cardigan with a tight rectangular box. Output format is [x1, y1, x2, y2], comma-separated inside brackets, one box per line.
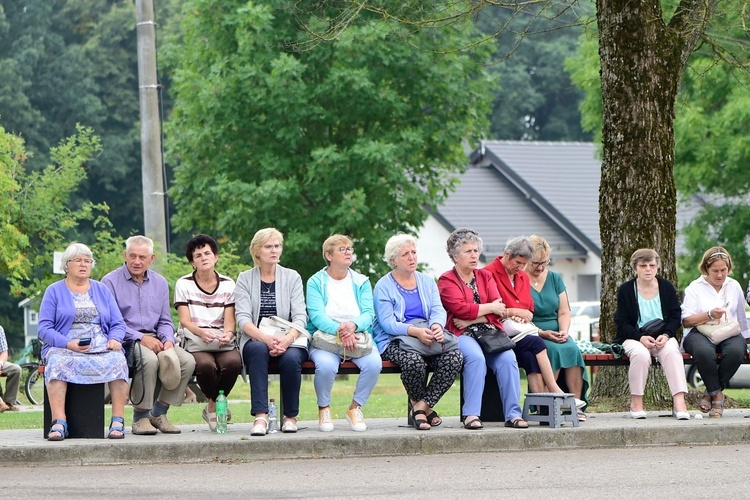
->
[372, 271, 447, 353]
[306, 267, 375, 337]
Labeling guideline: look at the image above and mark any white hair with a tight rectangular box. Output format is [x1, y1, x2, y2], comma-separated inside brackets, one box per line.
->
[125, 235, 154, 255]
[383, 233, 417, 269]
[61, 242, 95, 272]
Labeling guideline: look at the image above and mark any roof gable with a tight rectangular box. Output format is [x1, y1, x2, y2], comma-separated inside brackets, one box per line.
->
[433, 141, 602, 260]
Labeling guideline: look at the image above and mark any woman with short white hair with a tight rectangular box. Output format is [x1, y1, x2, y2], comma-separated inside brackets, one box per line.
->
[374, 234, 463, 430]
[38, 242, 130, 441]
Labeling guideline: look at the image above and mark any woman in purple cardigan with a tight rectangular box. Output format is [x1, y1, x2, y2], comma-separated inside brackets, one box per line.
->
[38, 243, 129, 441]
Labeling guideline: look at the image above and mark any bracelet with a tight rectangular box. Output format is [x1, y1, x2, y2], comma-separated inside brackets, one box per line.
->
[707, 310, 714, 320]
[224, 330, 235, 335]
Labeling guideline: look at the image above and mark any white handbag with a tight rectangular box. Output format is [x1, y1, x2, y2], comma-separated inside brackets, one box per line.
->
[258, 316, 300, 338]
[696, 315, 741, 345]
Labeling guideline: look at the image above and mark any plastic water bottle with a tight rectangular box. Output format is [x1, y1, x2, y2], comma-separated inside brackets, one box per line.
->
[268, 398, 279, 433]
[216, 390, 228, 434]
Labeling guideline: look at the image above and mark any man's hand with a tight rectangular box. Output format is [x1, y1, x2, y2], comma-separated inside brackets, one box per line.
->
[140, 335, 164, 353]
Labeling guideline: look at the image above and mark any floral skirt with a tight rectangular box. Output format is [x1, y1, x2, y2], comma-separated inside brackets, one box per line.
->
[45, 347, 128, 384]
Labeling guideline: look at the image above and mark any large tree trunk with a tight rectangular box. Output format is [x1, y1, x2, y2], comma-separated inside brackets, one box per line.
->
[592, 0, 719, 402]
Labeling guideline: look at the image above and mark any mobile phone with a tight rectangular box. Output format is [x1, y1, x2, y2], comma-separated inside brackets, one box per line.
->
[78, 338, 92, 346]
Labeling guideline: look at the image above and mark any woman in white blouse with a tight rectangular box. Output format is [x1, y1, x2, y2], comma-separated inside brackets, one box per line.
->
[681, 247, 750, 418]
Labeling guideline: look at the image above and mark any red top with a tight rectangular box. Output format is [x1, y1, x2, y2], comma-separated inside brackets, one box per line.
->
[438, 267, 504, 336]
[482, 256, 535, 313]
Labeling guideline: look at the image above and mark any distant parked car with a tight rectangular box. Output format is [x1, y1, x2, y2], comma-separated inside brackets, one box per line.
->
[686, 311, 750, 389]
[569, 301, 600, 342]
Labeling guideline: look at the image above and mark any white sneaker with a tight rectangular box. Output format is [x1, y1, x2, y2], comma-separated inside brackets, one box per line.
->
[318, 407, 334, 432]
[345, 406, 367, 432]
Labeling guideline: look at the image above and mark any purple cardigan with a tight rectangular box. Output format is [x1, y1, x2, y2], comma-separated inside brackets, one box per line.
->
[38, 279, 126, 359]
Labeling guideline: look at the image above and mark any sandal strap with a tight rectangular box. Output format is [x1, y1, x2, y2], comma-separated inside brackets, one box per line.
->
[109, 416, 126, 434]
[49, 419, 68, 436]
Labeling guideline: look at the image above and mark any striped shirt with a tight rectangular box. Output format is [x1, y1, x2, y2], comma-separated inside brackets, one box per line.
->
[174, 271, 235, 330]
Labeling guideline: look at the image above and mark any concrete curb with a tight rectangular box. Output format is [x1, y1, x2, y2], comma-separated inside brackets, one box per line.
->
[3, 410, 750, 466]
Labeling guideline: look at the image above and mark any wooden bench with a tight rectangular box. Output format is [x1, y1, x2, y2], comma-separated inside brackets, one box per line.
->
[582, 352, 750, 366]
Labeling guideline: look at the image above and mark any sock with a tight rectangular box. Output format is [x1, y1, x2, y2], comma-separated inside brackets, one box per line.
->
[133, 409, 150, 421]
[150, 400, 169, 417]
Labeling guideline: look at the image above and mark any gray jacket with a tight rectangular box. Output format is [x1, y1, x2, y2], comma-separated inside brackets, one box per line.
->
[234, 265, 309, 358]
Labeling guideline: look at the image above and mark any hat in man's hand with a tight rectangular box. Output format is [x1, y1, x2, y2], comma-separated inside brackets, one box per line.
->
[158, 349, 182, 390]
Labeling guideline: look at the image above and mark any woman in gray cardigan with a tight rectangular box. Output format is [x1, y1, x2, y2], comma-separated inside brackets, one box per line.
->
[235, 228, 309, 435]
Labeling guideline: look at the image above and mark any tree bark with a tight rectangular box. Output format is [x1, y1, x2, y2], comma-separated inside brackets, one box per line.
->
[593, 0, 720, 401]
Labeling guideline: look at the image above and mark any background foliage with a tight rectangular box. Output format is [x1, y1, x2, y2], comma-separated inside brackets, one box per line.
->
[163, 0, 496, 280]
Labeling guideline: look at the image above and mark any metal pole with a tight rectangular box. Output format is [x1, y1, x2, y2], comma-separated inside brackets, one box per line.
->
[135, 0, 168, 255]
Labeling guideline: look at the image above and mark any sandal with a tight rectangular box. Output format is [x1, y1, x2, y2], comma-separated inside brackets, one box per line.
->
[463, 416, 484, 430]
[251, 415, 269, 436]
[202, 405, 217, 432]
[411, 409, 431, 430]
[426, 410, 442, 427]
[504, 417, 529, 429]
[577, 411, 587, 422]
[47, 419, 69, 441]
[699, 392, 711, 413]
[108, 416, 125, 439]
[709, 393, 725, 418]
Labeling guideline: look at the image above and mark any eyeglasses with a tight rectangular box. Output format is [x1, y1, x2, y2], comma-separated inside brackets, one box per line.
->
[69, 258, 95, 265]
[338, 246, 354, 254]
[530, 260, 550, 268]
[262, 244, 283, 251]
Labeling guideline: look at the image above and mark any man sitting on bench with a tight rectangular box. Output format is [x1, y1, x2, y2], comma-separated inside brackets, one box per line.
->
[0, 325, 21, 412]
[103, 235, 195, 435]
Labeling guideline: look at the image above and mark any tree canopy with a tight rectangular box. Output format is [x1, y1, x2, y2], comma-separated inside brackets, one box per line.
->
[163, 0, 495, 279]
[0, 0, 144, 236]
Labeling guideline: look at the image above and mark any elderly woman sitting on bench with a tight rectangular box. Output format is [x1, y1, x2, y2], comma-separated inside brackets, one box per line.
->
[38, 242, 130, 441]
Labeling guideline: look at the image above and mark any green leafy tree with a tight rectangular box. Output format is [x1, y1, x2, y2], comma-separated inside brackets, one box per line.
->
[0, 0, 148, 237]
[0, 125, 112, 349]
[673, 48, 750, 287]
[163, 0, 495, 279]
[475, 4, 593, 141]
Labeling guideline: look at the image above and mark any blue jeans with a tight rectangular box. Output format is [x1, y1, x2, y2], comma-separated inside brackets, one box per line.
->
[243, 341, 308, 417]
[459, 334, 522, 420]
[310, 348, 382, 407]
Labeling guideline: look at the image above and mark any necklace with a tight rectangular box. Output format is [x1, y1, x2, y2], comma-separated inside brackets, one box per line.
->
[262, 281, 274, 293]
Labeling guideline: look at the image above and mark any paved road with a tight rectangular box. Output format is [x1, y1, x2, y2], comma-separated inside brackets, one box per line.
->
[5, 444, 749, 499]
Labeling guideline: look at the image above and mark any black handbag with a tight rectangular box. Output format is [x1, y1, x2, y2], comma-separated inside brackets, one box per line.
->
[466, 324, 516, 354]
[639, 319, 666, 338]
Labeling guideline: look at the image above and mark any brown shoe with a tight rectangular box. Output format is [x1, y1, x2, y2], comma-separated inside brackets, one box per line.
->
[6, 403, 20, 412]
[149, 414, 181, 434]
[132, 417, 158, 435]
[0, 400, 9, 413]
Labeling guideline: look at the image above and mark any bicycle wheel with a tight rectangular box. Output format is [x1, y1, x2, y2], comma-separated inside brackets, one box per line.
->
[24, 365, 44, 405]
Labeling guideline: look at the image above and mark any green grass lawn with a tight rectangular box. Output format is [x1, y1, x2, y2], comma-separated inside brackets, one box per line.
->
[0, 374, 531, 430]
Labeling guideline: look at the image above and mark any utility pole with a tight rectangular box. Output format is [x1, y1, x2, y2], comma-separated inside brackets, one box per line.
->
[135, 0, 168, 255]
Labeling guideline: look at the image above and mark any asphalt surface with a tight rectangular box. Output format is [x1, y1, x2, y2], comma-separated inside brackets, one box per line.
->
[6, 445, 750, 499]
[3, 407, 750, 467]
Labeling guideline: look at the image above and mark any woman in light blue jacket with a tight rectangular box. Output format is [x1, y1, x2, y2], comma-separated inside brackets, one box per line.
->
[307, 234, 381, 432]
[373, 234, 462, 430]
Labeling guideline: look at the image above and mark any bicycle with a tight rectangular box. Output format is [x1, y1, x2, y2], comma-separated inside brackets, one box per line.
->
[20, 339, 44, 405]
